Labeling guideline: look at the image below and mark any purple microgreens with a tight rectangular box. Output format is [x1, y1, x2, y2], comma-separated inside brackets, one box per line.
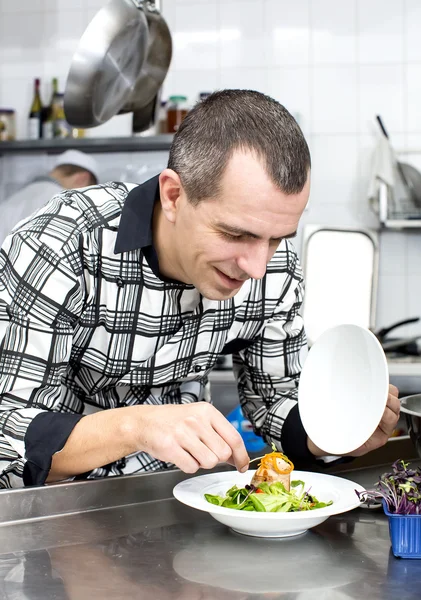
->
[356, 460, 421, 515]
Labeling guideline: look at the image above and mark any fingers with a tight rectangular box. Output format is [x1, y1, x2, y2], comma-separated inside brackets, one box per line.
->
[170, 404, 249, 473]
[209, 410, 250, 473]
[378, 404, 400, 438]
[170, 447, 201, 474]
[387, 389, 401, 417]
[389, 383, 399, 398]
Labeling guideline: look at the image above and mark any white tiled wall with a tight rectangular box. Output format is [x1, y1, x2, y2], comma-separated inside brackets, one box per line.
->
[0, 0, 420, 338]
[163, 0, 421, 339]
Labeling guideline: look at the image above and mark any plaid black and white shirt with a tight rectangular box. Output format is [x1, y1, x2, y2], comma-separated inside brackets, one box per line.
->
[0, 175, 308, 488]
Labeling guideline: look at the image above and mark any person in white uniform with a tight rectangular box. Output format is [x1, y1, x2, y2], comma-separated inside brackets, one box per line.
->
[0, 150, 99, 246]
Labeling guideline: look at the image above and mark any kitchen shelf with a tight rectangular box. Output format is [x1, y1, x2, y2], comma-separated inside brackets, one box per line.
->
[383, 219, 421, 229]
[0, 135, 174, 155]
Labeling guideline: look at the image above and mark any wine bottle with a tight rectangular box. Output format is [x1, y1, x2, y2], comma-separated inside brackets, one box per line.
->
[42, 77, 58, 140]
[28, 78, 43, 140]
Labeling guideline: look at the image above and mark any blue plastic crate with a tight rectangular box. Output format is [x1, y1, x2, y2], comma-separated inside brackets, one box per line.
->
[384, 503, 421, 559]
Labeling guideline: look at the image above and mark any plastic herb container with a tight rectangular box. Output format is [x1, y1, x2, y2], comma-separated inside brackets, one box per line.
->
[384, 502, 421, 559]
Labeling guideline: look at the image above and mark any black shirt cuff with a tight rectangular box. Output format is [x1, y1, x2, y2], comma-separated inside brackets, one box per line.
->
[280, 403, 317, 468]
[23, 412, 84, 487]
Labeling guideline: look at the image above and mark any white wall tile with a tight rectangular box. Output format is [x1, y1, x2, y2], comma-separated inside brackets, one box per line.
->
[357, 0, 404, 64]
[264, 0, 310, 66]
[161, 0, 176, 31]
[44, 10, 86, 54]
[358, 65, 404, 136]
[219, 0, 265, 69]
[264, 67, 310, 133]
[311, 66, 358, 133]
[308, 134, 359, 208]
[218, 68, 267, 93]
[0, 0, 44, 12]
[44, 0, 85, 9]
[407, 276, 421, 336]
[168, 70, 219, 106]
[86, 0, 107, 8]
[405, 0, 421, 61]
[171, 2, 219, 71]
[0, 12, 49, 56]
[379, 231, 407, 275]
[311, 0, 357, 65]
[407, 65, 421, 133]
[407, 233, 421, 276]
[375, 274, 408, 330]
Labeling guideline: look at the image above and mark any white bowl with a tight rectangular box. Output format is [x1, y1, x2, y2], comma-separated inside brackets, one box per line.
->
[298, 324, 389, 455]
[173, 469, 364, 538]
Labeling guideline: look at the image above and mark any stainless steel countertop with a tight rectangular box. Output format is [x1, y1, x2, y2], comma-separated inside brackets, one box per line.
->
[0, 464, 420, 599]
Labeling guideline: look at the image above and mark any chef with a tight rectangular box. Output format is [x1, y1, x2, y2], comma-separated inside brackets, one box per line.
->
[0, 89, 400, 488]
[0, 149, 99, 246]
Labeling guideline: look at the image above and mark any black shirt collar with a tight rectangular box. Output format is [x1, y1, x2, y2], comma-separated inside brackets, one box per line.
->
[114, 174, 188, 286]
[114, 174, 160, 254]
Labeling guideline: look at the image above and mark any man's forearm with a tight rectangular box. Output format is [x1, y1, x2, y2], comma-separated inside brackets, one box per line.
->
[47, 407, 140, 482]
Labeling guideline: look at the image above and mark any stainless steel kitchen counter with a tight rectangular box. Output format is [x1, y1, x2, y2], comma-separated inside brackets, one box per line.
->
[0, 464, 420, 599]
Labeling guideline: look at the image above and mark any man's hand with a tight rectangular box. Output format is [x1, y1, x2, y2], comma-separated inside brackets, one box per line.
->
[130, 403, 250, 474]
[347, 383, 400, 457]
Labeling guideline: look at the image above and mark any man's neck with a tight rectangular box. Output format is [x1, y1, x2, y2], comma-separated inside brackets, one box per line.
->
[152, 202, 186, 283]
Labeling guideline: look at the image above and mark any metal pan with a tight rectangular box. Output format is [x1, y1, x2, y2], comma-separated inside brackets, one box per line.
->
[119, 2, 172, 120]
[64, 0, 170, 129]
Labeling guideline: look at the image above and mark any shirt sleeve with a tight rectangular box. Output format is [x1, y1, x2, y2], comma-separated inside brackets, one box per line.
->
[0, 230, 84, 488]
[233, 246, 316, 468]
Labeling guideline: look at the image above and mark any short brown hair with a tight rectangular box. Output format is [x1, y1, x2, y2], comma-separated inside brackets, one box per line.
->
[56, 164, 97, 186]
[167, 89, 310, 203]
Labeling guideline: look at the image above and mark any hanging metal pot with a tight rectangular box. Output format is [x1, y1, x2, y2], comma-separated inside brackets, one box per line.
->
[64, 0, 172, 131]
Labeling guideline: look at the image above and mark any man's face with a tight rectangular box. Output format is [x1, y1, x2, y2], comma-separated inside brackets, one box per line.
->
[165, 151, 310, 301]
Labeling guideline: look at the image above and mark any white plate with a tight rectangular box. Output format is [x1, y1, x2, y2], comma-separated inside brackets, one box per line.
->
[298, 324, 389, 455]
[173, 469, 365, 538]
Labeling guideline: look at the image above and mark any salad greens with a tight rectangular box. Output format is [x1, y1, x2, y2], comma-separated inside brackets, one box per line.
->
[357, 459, 421, 515]
[205, 480, 333, 513]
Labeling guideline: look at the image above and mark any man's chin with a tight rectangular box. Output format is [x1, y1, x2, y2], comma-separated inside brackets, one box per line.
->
[197, 283, 243, 301]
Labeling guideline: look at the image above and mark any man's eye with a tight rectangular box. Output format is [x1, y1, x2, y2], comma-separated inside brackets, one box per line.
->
[221, 232, 242, 241]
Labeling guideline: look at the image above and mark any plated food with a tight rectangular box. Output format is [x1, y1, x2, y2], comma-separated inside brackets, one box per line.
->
[173, 467, 365, 538]
[205, 450, 333, 513]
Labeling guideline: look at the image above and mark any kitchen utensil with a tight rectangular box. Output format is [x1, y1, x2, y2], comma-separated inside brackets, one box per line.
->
[64, 0, 171, 130]
[376, 115, 420, 209]
[398, 162, 421, 209]
[119, 2, 172, 120]
[376, 317, 421, 354]
[298, 324, 389, 456]
[173, 469, 364, 538]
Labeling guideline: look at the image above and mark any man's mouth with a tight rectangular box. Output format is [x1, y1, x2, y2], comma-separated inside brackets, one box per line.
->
[215, 268, 247, 290]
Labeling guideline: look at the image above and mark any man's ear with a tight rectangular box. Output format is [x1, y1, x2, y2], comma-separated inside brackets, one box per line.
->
[159, 169, 183, 224]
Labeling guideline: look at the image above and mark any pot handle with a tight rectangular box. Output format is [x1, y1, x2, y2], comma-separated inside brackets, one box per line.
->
[376, 317, 420, 341]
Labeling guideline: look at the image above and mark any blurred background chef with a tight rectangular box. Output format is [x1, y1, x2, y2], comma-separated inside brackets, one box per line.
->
[0, 149, 100, 246]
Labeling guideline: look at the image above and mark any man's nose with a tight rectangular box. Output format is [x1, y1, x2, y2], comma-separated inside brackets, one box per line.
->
[237, 243, 269, 280]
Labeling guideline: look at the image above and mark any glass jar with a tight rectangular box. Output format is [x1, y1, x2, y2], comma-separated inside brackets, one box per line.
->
[0, 109, 16, 141]
[166, 95, 188, 133]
